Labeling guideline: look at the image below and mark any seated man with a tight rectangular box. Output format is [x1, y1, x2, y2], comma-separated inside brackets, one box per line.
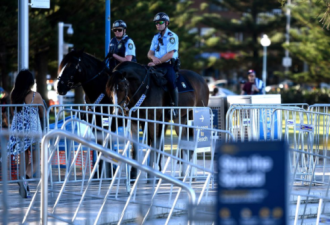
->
[107, 20, 136, 69]
[241, 69, 265, 95]
[147, 12, 179, 118]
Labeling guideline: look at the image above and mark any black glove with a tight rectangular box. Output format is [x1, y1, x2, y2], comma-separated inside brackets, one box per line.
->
[106, 51, 113, 59]
[106, 45, 116, 59]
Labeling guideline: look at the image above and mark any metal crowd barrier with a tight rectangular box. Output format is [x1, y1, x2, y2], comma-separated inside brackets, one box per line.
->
[0, 103, 47, 132]
[128, 106, 233, 180]
[38, 129, 198, 224]
[308, 104, 330, 113]
[225, 104, 306, 142]
[4, 118, 225, 224]
[0, 131, 44, 224]
[289, 147, 330, 225]
[268, 108, 330, 185]
[0, 104, 46, 185]
[47, 104, 126, 181]
[1, 104, 233, 224]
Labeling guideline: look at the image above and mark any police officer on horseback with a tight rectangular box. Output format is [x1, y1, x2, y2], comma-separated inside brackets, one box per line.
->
[107, 20, 137, 69]
[147, 12, 179, 118]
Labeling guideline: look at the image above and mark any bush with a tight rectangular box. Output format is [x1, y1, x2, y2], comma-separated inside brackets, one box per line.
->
[268, 88, 330, 105]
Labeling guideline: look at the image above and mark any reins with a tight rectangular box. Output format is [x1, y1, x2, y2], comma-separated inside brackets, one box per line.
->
[117, 66, 151, 111]
[58, 55, 109, 89]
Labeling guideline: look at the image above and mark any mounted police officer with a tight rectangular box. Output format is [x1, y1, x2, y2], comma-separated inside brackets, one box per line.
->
[147, 12, 179, 118]
[107, 20, 137, 70]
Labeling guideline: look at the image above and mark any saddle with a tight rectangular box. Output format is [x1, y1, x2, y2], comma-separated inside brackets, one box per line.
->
[149, 67, 168, 86]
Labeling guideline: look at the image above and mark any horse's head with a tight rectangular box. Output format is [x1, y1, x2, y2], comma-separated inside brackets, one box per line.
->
[106, 62, 144, 110]
[57, 49, 106, 96]
[106, 70, 129, 108]
[57, 49, 85, 95]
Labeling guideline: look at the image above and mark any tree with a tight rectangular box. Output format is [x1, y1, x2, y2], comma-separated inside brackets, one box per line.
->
[0, 2, 18, 91]
[283, 0, 330, 84]
[110, 0, 197, 69]
[1, 0, 199, 100]
[279, 0, 330, 29]
[191, 0, 286, 84]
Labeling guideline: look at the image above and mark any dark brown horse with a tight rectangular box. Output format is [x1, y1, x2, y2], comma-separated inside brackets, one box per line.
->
[106, 61, 209, 178]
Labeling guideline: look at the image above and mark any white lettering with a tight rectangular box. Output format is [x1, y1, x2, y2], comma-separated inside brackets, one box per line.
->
[219, 154, 274, 188]
[198, 136, 208, 142]
[220, 173, 265, 188]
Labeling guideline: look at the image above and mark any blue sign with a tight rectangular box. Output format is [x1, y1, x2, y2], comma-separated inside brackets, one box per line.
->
[212, 109, 219, 130]
[193, 108, 211, 148]
[217, 141, 288, 225]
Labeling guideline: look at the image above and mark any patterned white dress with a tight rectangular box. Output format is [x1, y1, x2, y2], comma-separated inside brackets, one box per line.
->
[7, 93, 42, 155]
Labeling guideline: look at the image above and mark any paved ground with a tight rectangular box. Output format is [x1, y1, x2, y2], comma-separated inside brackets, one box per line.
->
[1, 159, 329, 224]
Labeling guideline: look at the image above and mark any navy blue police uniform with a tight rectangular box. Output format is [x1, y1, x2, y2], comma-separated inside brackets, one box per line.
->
[108, 35, 136, 69]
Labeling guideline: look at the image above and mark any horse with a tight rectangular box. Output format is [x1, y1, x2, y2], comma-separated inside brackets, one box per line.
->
[56, 49, 119, 177]
[57, 49, 112, 106]
[106, 61, 209, 178]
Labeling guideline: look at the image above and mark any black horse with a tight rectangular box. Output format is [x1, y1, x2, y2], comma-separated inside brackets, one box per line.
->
[57, 49, 119, 177]
[106, 61, 209, 178]
[57, 49, 112, 106]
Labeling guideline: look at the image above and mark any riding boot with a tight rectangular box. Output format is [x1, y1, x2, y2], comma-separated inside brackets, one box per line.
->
[168, 87, 179, 119]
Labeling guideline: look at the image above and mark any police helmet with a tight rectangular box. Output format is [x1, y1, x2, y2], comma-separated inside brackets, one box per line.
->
[153, 12, 170, 22]
[112, 20, 127, 29]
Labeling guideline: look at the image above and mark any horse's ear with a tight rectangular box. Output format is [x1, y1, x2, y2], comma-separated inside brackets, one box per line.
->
[74, 48, 84, 56]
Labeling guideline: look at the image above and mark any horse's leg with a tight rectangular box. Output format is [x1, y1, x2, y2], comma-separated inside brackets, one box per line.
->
[148, 122, 157, 171]
[158, 124, 168, 173]
[89, 112, 112, 178]
[148, 122, 164, 172]
[174, 112, 194, 177]
[130, 121, 140, 179]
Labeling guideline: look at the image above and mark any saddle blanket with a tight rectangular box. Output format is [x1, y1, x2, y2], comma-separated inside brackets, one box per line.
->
[176, 75, 194, 93]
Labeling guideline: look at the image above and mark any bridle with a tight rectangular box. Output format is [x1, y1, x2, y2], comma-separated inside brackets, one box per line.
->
[115, 67, 150, 111]
[58, 56, 108, 90]
[116, 77, 130, 106]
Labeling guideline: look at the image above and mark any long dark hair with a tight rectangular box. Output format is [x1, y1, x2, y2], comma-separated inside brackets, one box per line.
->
[11, 70, 35, 109]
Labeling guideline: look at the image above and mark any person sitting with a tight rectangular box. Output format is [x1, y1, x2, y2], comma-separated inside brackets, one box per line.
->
[107, 20, 137, 70]
[241, 69, 265, 95]
[147, 12, 179, 118]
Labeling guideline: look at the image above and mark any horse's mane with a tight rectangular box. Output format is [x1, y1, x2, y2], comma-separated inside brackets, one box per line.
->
[58, 50, 105, 75]
[107, 61, 146, 95]
[113, 61, 145, 73]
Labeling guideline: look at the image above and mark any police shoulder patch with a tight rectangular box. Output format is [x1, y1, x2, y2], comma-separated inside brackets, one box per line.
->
[128, 43, 133, 50]
[169, 37, 175, 44]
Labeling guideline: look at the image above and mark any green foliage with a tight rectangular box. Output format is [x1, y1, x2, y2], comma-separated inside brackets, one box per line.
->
[270, 88, 330, 104]
[0, 1, 19, 89]
[0, 0, 199, 92]
[284, 0, 330, 83]
[196, 0, 286, 77]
